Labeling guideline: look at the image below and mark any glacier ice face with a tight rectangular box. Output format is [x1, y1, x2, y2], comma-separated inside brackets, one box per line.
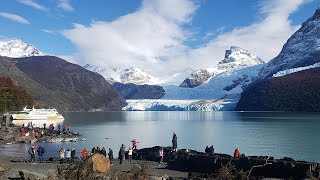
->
[123, 64, 264, 111]
[0, 38, 43, 58]
[123, 99, 236, 111]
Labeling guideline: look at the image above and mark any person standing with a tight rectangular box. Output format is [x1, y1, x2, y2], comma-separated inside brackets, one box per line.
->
[172, 133, 178, 152]
[159, 147, 164, 165]
[43, 123, 46, 130]
[128, 147, 133, 164]
[131, 139, 137, 150]
[118, 144, 125, 164]
[59, 148, 65, 164]
[108, 148, 114, 165]
[37, 145, 45, 163]
[81, 148, 88, 159]
[234, 147, 240, 158]
[28, 145, 36, 163]
[71, 148, 76, 162]
[66, 149, 71, 162]
[101, 147, 107, 157]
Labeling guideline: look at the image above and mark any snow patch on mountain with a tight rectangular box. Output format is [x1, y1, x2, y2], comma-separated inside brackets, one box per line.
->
[84, 64, 163, 85]
[273, 62, 320, 78]
[0, 38, 43, 58]
[180, 46, 264, 88]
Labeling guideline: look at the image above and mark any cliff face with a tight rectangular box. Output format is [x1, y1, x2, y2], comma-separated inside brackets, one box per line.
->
[236, 67, 320, 111]
[0, 56, 126, 111]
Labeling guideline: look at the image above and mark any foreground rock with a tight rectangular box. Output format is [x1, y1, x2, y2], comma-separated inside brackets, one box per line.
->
[133, 146, 320, 179]
[57, 154, 110, 179]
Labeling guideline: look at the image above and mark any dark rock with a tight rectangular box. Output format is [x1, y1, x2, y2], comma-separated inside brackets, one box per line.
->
[112, 82, 165, 99]
[179, 69, 213, 88]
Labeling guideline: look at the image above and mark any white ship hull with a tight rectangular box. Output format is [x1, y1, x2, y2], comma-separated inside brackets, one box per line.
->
[11, 114, 64, 120]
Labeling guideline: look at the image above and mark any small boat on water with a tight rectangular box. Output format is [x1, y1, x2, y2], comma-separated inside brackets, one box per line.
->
[10, 106, 64, 120]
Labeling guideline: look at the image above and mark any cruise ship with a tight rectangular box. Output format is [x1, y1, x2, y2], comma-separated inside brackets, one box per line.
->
[11, 106, 64, 120]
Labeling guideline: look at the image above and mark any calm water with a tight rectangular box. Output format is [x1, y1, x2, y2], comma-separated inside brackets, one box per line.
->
[2, 111, 320, 162]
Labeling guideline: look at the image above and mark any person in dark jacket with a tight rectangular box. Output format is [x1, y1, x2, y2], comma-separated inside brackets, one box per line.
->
[101, 147, 107, 157]
[108, 148, 114, 165]
[118, 144, 125, 164]
[71, 148, 76, 162]
[28, 145, 36, 163]
[37, 145, 45, 163]
[172, 133, 177, 152]
[91, 147, 96, 154]
[209, 146, 214, 155]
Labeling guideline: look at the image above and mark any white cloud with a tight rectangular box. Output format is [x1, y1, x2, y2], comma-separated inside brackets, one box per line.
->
[63, 0, 196, 71]
[0, 12, 30, 24]
[17, 0, 47, 11]
[62, 0, 312, 80]
[181, 0, 310, 70]
[42, 29, 55, 34]
[58, 0, 74, 12]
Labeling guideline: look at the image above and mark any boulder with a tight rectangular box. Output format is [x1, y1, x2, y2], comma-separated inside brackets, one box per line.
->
[79, 154, 110, 178]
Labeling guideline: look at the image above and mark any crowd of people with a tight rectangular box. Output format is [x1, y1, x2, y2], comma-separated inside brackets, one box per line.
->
[27, 132, 242, 165]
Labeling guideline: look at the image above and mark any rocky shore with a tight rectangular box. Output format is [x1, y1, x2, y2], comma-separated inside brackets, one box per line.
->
[0, 146, 319, 179]
[0, 119, 81, 145]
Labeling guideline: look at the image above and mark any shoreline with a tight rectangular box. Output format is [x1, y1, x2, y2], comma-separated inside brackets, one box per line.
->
[0, 146, 319, 179]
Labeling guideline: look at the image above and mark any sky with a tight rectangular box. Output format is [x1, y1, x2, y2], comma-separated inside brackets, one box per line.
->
[0, 0, 319, 77]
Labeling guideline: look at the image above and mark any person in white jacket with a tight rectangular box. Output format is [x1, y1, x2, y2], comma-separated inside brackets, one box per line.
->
[59, 148, 65, 164]
[66, 149, 71, 162]
[128, 147, 133, 164]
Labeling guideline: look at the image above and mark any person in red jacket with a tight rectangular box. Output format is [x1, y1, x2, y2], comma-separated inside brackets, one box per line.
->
[132, 139, 137, 150]
[81, 148, 88, 159]
[234, 147, 240, 158]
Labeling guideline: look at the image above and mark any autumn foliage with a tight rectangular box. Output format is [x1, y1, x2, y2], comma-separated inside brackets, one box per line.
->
[0, 76, 33, 113]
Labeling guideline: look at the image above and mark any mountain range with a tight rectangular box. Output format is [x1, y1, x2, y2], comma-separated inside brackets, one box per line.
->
[0, 8, 319, 112]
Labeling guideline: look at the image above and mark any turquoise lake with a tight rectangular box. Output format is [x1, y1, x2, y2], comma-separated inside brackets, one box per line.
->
[2, 111, 320, 162]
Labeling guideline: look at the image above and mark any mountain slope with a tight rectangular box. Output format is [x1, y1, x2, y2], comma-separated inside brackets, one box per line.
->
[236, 68, 320, 111]
[13, 56, 126, 111]
[0, 39, 43, 58]
[180, 46, 264, 88]
[237, 9, 320, 112]
[255, 9, 320, 82]
[112, 82, 165, 99]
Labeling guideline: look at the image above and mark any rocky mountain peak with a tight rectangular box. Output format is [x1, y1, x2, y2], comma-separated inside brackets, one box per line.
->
[0, 38, 43, 58]
[219, 46, 264, 66]
[180, 46, 263, 88]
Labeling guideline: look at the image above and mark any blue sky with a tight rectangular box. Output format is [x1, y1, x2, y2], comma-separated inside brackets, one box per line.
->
[0, 0, 319, 76]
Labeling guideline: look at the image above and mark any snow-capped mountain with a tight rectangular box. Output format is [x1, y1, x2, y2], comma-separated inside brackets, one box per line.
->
[84, 64, 161, 85]
[256, 8, 320, 82]
[180, 46, 264, 88]
[0, 38, 43, 58]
